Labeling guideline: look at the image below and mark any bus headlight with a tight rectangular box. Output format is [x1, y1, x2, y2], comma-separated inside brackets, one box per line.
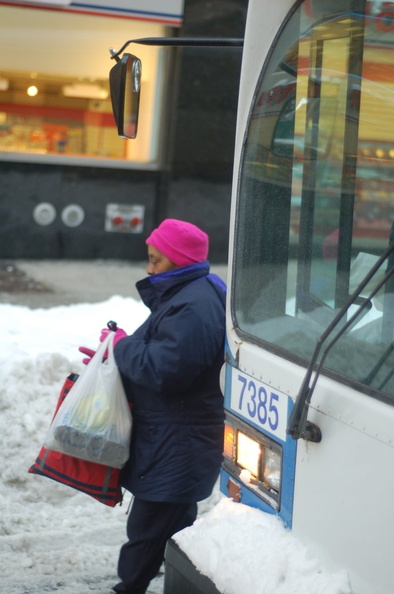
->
[224, 423, 235, 459]
[223, 413, 283, 508]
[237, 431, 260, 477]
[262, 448, 281, 491]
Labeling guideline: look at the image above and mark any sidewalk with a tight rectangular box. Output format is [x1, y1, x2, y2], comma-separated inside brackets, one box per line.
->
[0, 259, 228, 308]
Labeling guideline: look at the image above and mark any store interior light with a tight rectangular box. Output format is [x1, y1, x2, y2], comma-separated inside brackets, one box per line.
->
[0, 78, 9, 91]
[62, 83, 109, 100]
[27, 85, 38, 97]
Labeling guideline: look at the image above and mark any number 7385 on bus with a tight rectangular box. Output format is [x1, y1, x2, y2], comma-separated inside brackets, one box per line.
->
[230, 368, 289, 442]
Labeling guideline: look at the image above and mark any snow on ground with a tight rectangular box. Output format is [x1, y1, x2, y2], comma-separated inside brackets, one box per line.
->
[0, 296, 219, 594]
[1, 295, 350, 594]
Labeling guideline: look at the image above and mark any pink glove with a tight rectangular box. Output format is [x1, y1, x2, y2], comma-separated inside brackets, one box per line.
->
[100, 327, 127, 346]
[78, 346, 96, 365]
[78, 326, 127, 365]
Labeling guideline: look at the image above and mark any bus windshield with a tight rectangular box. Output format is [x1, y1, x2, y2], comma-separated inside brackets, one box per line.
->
[233, 0, 394, 402]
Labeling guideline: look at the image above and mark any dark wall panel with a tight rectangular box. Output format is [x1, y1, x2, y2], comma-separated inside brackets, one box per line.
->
[0, 162, 156, 260]
[167, 0, 248, 263]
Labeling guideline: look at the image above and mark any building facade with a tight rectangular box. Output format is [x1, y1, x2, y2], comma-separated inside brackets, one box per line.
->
[0, 0, 247, 261]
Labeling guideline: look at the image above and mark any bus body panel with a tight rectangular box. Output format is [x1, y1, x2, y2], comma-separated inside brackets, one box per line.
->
[223, 334, 394, 593]
[293, 390, 394, 594]
[292, 367, 394, 593]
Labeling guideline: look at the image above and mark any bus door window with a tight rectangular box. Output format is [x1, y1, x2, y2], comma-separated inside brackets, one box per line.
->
[233, 15, 300, 327]
[296, 14, 365, 318]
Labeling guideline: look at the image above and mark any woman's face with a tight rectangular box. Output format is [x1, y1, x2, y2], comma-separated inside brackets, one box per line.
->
[146, 245, 178, 275]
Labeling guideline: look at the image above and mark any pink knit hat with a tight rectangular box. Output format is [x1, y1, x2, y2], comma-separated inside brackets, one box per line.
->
[145, 219, 209, 267]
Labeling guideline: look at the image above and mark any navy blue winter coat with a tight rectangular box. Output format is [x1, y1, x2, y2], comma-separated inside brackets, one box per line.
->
[113, 261, 226, 504]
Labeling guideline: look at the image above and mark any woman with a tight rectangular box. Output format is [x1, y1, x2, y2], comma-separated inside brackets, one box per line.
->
[82, 218, 226, 594]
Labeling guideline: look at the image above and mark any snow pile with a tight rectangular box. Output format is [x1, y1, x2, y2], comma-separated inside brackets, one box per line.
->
[174, 497, 351, 594]
[0, 297, 153, 594]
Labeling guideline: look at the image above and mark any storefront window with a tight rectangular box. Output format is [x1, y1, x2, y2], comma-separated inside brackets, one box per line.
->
[0, 5, 168, 167]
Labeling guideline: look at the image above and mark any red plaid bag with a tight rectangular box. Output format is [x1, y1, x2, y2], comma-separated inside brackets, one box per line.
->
[29, 373, 123, 507]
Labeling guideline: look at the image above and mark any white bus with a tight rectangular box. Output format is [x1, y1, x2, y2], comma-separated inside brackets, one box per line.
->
[111, 1, 394, 592]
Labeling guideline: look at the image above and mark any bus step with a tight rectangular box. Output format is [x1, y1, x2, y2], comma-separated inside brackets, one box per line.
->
[164, 538, 222, 594]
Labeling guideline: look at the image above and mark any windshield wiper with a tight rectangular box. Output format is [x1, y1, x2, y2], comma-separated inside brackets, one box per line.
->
[287, 240, 394, 442]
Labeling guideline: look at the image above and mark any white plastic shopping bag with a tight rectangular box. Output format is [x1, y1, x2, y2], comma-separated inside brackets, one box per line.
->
[44, 332, 132, 468]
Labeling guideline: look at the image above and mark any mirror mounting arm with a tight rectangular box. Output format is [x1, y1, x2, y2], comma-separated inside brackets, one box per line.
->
[109, 37, 244, 61]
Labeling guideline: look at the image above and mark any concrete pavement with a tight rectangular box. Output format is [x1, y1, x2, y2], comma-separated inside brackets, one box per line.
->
[0, 259, 228, 308]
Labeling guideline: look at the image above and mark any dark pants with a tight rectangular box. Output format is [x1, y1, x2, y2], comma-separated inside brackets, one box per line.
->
[113, 498, 198, 594]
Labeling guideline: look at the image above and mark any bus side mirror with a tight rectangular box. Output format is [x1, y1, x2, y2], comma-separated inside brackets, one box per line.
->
[109, 53, 141, 139]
